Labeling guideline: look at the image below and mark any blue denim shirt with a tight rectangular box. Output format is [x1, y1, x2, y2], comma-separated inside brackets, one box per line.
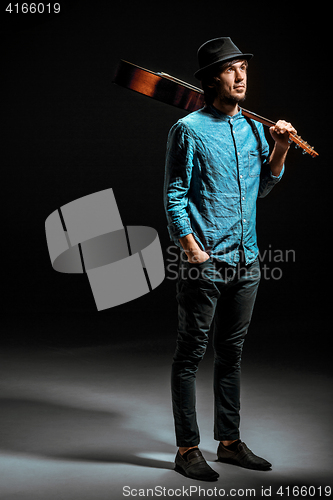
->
[163, 105, 284, 265]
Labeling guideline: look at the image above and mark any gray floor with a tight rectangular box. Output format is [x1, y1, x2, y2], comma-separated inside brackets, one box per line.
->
[0, 333, 332, 500]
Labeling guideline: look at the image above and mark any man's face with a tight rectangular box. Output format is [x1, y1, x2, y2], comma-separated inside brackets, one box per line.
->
[214, 60, 248, 105]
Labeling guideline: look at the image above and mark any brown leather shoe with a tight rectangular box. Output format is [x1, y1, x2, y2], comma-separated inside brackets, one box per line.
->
[217, 441, 272, 470]
[175, 448, 219, 481]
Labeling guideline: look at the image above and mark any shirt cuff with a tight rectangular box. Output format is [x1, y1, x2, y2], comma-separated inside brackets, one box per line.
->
[167, 220, 192, 240]
[270, 164, 285, 181]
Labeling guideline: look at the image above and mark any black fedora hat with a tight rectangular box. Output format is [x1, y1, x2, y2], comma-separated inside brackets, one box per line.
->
[194, 37, 253, 80]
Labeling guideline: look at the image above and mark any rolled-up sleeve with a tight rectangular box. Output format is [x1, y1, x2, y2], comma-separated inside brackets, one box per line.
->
[258, 164, 284, 198]
[163, 122, 194, 241]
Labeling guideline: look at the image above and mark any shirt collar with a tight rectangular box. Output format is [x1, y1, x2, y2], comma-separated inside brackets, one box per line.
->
[208, 104, 243, 122]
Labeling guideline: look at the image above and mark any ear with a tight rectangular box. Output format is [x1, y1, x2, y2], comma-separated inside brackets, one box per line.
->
[207, 77, 220, 89]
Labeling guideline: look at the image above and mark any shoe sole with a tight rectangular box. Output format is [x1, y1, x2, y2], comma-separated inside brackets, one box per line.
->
[217, 457, 271, 471]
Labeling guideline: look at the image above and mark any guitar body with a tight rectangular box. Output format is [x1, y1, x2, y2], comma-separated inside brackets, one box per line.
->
[114, 60, 204, 112]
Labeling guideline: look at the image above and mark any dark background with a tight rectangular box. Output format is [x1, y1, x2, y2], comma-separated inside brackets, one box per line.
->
[1, 2, 330, 370]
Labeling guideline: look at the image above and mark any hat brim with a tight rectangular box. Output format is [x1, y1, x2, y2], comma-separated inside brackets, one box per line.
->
[194, 53, 253, 80]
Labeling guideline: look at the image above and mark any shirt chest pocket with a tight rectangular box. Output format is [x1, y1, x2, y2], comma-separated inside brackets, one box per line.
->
[248, 150, 261, 178]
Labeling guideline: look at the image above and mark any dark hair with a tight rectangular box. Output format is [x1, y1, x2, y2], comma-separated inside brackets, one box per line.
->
[201, 58, 248, 105]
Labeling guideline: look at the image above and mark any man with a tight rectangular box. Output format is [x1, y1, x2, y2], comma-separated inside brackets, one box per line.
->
[163, 37, 296, 481]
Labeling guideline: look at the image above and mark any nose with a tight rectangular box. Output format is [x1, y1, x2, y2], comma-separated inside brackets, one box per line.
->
[235, 69, 244, 82]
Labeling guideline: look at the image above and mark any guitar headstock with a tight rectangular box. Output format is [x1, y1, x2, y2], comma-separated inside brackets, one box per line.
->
[289, 132, 319, 158]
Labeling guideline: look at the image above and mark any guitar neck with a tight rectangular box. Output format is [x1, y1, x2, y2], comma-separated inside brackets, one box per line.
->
[241, 108, 275, 127]
[241, 108, 318, 157]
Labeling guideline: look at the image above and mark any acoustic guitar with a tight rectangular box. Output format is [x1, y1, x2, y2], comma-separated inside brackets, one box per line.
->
[113, 60, 318, 158]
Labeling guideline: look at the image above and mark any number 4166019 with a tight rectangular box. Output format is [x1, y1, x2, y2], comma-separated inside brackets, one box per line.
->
[6, 3, 61, 13]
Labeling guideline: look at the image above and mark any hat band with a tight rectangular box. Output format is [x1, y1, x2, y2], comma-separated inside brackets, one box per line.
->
[200, 50, 245, 68]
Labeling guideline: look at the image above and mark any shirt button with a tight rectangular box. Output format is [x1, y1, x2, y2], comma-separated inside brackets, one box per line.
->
[240, 175, 243, 178]
[243, 219, 246, 223]
[242, 197, 245, 200]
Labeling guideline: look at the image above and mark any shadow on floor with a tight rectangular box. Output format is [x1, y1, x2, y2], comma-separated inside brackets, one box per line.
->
[0, 397, 174, 470]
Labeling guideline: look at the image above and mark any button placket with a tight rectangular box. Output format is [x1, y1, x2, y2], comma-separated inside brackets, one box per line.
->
[232, 120, 248, 233]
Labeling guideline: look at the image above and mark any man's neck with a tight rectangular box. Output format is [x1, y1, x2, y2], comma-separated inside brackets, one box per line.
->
[213, 99, 240, 116]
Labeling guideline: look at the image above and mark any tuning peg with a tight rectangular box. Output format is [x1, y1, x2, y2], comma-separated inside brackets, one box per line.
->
[294, 144, 300, 149]
[302, 150, 308, 155]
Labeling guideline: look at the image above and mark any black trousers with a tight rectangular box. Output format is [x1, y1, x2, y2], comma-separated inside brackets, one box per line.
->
[171, 256, 261, 447]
